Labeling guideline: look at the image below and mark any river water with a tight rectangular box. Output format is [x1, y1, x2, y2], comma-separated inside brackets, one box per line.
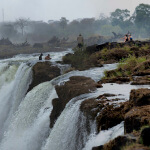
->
[0, 49, 149, 150]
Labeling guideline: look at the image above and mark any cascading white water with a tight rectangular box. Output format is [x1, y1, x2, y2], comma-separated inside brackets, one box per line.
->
[83, 122, 124, 150]
[0, 50, 147, 150]
[0, 63, 32, 141]
[0, 81, 57, 150]
[42, 94, 96, 150]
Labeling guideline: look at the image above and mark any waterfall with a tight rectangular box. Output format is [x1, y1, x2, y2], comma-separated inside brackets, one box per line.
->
[0, 52, 127, 150]
[0, 63, 32, 141]
[83, 122, 124, 150]
[42, 94, 96, 150]
[0, 81, 57, 150]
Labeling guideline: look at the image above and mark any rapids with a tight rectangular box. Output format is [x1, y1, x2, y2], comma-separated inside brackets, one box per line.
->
[0, 49, 149, 150]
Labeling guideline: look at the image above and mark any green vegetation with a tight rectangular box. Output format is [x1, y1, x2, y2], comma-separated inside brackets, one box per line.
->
[1, 4, 150, 44]
[103, 55, 147, 79]
[63, 42, 150, 71]
[62, 47, 99, 70]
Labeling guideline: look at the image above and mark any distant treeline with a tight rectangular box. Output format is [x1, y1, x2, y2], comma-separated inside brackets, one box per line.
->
[0, 3, 150, 43]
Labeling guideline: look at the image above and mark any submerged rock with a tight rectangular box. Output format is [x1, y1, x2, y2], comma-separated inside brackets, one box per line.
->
[28, 62, 60, 91]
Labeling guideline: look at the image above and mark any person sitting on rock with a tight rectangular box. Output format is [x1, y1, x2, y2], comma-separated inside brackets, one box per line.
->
[77, 34, 84, 48]
[45, 54, 51, 60]
[39, 53, 43, 60]
[124, 34, 129, 42]
[129, 34, 133, 41]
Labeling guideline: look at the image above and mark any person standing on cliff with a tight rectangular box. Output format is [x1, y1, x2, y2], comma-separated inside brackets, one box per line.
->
[77, 34, 84, 48]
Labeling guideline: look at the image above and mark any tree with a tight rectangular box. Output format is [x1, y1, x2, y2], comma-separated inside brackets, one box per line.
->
[59, 17, 69, 30]
[134, 4, 150, 30]
[111, 9, 130, 27]
[0, 23, 18, 38]
[15, 18, 29, 36]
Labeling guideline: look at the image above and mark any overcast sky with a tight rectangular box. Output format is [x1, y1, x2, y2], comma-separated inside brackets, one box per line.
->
[0, 0, 150, 22]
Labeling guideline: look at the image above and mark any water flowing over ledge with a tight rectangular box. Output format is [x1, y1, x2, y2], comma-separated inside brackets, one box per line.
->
[0, 49, 149, 150]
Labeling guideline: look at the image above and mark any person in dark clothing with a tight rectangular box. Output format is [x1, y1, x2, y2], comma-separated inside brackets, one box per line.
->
[125, 34, 129, 42]
[39, 53, 43, 60]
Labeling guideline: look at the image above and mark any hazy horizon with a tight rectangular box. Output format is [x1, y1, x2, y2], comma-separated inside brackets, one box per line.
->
[0, 0, 150, 22]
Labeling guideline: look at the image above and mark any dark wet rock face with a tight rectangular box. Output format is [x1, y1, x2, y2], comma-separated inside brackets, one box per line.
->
[99, 77, 130, 84]
[96, 101, 132, 132]
[86, 44, 99, 54]
[124, 105, 150, 133]
[96, 104, 124, 131]
[129, 88, 150, 106]
[28, 62, 61, 91]
[50, 76, 97, 128]
[49, 98, 63, 128]
[131, 76, 150, 85]
[140, 127, 150, 146]
[55, 76, 97, 105]
[80, 98, 101, 120]
[92, 145, 103, 150]
[102, 136, 136, 150]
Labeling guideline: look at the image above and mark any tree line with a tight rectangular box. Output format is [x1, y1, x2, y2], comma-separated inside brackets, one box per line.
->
[0, 3, 150, 43]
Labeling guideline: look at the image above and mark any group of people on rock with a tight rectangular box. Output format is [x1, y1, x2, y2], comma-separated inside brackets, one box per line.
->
[77, 33, 133, 47]
[39, 53, 51, 60]
[122, 34, 133, 42]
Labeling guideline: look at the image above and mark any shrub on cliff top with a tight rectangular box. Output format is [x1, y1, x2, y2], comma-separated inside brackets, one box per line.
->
[103, 55, 147, 79]
[62, 47, 98, 70]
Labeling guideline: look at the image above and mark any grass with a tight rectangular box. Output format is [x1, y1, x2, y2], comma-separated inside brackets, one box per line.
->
[103, 55, 147, 79]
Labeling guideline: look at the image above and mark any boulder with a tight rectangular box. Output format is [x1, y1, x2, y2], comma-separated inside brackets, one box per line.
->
[86, 44, 99, 54]
[102, 136, 136, 150]
[132, 69, 150, 76]
[129, 89, 150, 106]
[92, 145, 103, 150]
[124, 105, 150, 133]
[55, 76, 97, 106]
[106, 49, 129, 61]
[80, 98, 102, 120]
[96, 101, 132, 131]
[96, 104, 124, 131]
[28, 62, 60, 91]
[140, 127, 150, 146]
[50, 76, 97, 128]
[99, 77, 130, 84]
[131, 76, 150, 85]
